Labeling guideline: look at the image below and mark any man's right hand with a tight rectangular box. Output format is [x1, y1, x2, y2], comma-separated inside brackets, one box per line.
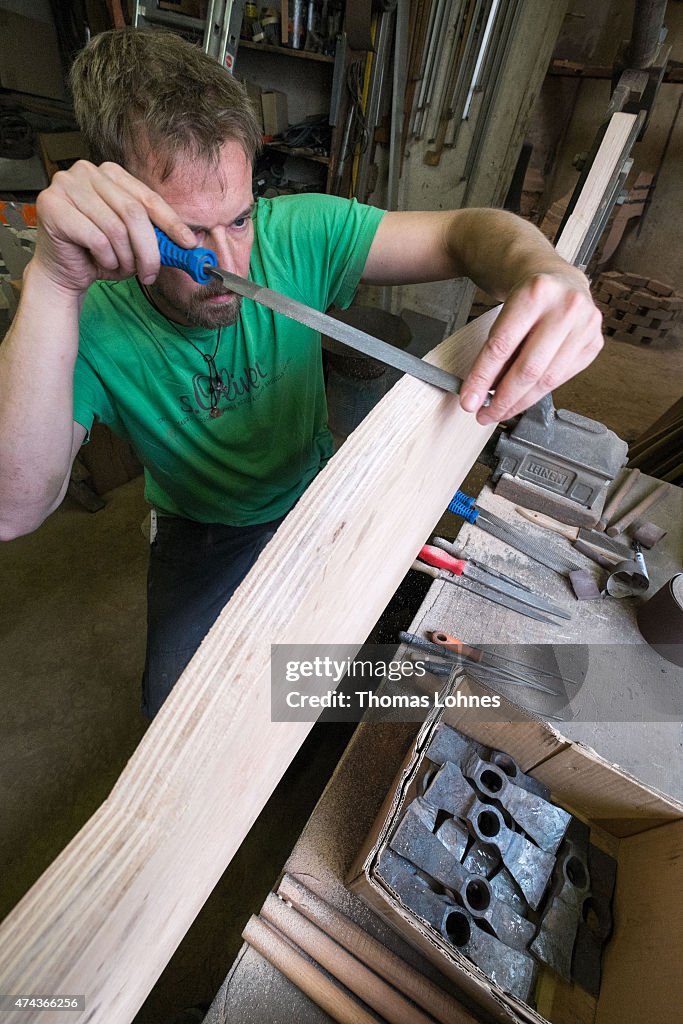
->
[33, 160, 197, 295]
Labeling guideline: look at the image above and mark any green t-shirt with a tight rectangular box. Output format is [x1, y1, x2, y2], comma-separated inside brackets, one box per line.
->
[74, 194, 385, 525]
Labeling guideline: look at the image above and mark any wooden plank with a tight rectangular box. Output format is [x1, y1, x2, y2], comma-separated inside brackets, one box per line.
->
[556, 112, 637, 264]
[0, 308, 500, 1023]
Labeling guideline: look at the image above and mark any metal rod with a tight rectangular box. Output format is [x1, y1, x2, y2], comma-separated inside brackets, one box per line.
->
[626, 0, 668, 68]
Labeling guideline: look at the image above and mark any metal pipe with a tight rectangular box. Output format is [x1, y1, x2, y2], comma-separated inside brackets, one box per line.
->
[626, 0, 668, 69]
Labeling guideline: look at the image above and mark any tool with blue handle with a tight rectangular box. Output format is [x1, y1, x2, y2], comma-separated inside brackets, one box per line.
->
[442, 490, 581, 577]
[153, 226, 466, 394]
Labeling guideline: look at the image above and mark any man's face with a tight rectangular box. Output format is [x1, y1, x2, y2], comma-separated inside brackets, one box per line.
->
[140, 140, 254, 328]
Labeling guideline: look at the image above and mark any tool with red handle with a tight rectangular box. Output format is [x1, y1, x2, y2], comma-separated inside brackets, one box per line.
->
[415, 545, 570, 622]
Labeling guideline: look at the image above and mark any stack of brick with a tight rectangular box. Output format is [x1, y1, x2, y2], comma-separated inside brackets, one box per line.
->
[592, 270, 683, 346]
[539, 189, 573, 243]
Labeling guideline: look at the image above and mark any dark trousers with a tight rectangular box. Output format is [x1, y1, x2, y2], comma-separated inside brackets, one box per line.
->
[142, 514, 284, 718]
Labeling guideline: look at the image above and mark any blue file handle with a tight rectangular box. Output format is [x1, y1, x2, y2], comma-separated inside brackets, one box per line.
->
[154, 226, 217, 284]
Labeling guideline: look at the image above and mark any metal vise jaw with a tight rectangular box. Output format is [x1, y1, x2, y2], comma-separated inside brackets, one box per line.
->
[491, 395, 628, 528]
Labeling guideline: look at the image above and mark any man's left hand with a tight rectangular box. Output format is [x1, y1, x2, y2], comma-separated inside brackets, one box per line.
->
[459, 271, 603, 425]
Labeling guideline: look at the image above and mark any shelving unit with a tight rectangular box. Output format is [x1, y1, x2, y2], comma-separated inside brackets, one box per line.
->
[133, 0, 245, 69]
[239, 40, 335, 63]
[133, 1, 351, 194]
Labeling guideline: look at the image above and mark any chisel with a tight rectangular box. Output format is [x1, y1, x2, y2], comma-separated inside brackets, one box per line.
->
[154, 227, 465, 394]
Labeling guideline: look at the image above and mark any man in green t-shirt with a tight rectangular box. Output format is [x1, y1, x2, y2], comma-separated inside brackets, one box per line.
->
[0, 30, 604, 716]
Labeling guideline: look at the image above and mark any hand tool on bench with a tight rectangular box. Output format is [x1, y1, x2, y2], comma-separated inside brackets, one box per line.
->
[595, 467, 640, 532]
[154, 226, 465, 393]
[428, 631, 575, 686]
[441, 492, 582, 576]
[415, 544, 571, 621]
[411, 558, 557, 623]
[604, 541, 650, 598]
[514, 507, 629, 561]
[479, 394, 629, 529]
[399, 632, 561, 695]
[605, 480, 668, 537]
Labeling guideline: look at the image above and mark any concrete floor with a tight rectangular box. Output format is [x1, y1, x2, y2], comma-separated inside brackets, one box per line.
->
[1, 314, 681, 1021]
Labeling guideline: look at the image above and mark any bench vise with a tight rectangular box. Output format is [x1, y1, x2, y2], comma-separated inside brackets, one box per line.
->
[482, 395, 628, 528]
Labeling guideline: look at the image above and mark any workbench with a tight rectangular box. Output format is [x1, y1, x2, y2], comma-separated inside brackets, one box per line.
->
[205, 473, 682, 1024]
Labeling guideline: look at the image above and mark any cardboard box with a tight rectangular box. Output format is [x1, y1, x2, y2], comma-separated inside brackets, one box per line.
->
[38, 132, 90, 180]
[348, 676, 683, 1024]
[261, 90, 289, 137]
[241, 78, 264, 132]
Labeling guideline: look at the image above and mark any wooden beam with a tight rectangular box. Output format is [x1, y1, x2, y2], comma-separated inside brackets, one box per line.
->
[0, 307, 500, 1023]
[0, 112, 637, 1022]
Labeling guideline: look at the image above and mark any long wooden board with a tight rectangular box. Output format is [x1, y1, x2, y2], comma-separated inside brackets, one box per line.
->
[0, 308, 500, 1022]
[0, 112, 636, 1022]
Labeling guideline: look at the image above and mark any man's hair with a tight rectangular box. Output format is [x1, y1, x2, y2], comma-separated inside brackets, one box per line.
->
[69, 28, 262, 178]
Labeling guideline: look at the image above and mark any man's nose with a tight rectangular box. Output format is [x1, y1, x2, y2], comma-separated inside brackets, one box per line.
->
[209, 231, 239, 272]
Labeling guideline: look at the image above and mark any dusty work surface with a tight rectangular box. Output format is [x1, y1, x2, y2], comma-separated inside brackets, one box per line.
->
[419, 479, 683, 797]
[205, 476, 682, 1024]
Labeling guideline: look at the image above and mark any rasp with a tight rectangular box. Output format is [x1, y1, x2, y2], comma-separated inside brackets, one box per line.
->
[154, 227, 464, 394]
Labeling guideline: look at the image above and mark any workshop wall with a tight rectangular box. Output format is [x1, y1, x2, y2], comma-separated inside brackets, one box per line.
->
[547, 0, 683, 291]
[392, 0, 570, 329]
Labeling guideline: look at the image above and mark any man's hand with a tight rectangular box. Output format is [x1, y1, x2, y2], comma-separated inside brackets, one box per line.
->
[459, 270, 604, 425]
[33, 160, 196, 296]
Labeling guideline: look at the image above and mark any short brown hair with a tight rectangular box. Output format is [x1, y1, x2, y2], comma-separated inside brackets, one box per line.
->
[69, 28, 262, 178]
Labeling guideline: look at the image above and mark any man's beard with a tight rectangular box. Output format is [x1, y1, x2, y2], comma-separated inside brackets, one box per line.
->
[149, 277, 243, 329]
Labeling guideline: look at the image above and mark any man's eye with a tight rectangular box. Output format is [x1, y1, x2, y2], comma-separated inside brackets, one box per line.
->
[233, 217, 247, 228]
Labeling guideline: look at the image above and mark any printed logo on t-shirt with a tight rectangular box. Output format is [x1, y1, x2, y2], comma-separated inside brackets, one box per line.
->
[178, 359, 270, 415]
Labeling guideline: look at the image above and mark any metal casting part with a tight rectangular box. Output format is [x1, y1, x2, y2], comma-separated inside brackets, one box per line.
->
[462, 841, 500, 878]
[390, 807, 469, 894]
[466, 800, 556, 910]
[463, 752, 571, 854]
[410, 796, 439, 833]
[529, 841, 591, 979]
[442, 906, 539, 1003]
[423, 759, 478, 821]
[489, 750, 551, 800]
[435, 817, 469, 862]
[425, 722, 489, 768]
[489, 867, 529, 917]
[461, 876, 536, 952]
[376, 848, 455, 934]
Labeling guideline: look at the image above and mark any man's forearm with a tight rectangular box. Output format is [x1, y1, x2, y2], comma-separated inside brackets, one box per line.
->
[443, 209, 589, 300]
[0, 259, 83, 538]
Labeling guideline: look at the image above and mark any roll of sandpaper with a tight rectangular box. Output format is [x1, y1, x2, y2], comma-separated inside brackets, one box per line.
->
[636, 574, 683, 667]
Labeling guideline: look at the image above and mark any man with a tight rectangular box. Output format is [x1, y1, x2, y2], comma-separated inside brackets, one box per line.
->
[0, 29, 603, 716]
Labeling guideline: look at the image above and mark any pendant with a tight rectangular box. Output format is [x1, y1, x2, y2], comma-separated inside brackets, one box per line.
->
[210, 407, 223, 419]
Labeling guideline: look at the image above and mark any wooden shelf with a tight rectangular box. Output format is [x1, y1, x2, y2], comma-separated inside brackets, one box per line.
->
[239, 40, 335, 63]
[264, 142, 330, 165]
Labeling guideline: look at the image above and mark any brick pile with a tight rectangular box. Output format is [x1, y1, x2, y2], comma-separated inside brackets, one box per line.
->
[539, 189, 573, 243]
[592, 270, 683, 346]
